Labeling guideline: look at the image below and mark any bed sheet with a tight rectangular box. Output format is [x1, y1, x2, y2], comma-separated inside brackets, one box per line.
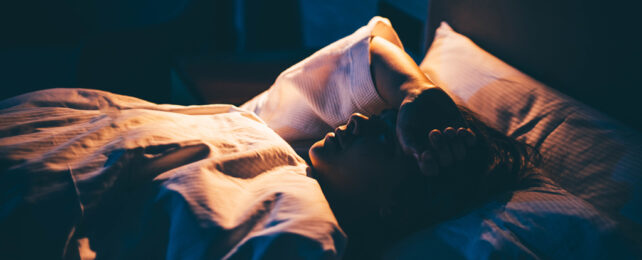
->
[0, 88, 345, 259]
[385, 175, 634, 259]
[1, 16, 401, 259]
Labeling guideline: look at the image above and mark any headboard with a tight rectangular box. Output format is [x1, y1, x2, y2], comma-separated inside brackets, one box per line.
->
[425, 0, 640, 131]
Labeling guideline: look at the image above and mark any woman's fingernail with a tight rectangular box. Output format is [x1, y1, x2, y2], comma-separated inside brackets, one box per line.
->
[429, 130, 441, 144]
[443, 127, 456, 138]
[465, 128, 476, 146]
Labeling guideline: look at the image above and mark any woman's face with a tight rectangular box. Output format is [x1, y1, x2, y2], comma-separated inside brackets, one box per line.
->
[309, 110, 411, 210]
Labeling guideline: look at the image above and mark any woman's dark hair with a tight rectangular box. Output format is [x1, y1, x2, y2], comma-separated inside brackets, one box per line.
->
[454, 105, 542, 200]
[339, 106, 542, 259]
[378, 105, 541, 251]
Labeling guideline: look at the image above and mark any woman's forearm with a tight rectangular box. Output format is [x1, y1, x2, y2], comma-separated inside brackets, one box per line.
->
[369, 36, 437, 108]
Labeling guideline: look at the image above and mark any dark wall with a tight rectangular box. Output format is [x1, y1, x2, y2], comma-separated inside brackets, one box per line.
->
[426, 0, 642, 130]
[1, 0, 429, 103]
[1, 0, 236, 103]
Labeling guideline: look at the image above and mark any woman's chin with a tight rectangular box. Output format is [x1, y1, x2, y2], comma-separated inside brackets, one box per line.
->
[308, 139, 326, 167]
[309, 137, 339, 181]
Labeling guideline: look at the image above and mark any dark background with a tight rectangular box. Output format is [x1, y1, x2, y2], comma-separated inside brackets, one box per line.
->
[1, 0, 640, 130]
[0, 0, 427, 105]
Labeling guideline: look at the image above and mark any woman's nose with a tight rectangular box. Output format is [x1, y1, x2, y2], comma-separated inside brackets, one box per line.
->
[347, 113, 368, 135]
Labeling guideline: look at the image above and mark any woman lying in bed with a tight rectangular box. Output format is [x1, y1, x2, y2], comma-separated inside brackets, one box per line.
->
[0, 17, 538, 259]
[305, 35, 539, 259]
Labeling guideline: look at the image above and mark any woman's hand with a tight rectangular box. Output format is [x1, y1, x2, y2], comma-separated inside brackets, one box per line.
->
[369, 35, 475, 176]
[416, 127, 477, 177]
[396, 88, 472, 176]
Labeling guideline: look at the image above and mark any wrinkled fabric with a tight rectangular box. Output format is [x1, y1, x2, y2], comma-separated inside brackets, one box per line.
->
[391, 21, 642, 259]
[0, 89, 344, 259]
[241, 17, 393, 142]
[0, 16, 399, 259]
[385, 176, 636, 259]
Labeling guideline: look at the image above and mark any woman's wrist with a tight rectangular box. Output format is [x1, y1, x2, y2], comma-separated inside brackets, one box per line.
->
[399, 81, 438, 107]
[369, 36, 437, 108]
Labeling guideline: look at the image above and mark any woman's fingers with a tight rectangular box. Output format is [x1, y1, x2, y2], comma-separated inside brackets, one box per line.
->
[444, 127, 466, 161]
[429, 129, 453, 167]
[443, 127, 456, 139]
[414, 127, 478, 178]
[458, 127, 476, 147]
[427, 127, 475, 168]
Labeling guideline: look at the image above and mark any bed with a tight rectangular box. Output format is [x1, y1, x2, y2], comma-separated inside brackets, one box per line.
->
[382, 0, 641, 258]
[1, 1, 641, 259]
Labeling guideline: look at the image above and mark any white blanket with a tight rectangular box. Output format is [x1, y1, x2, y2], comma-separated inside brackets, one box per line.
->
[0, 17, 397, 259]
[0, 89, 342, 259]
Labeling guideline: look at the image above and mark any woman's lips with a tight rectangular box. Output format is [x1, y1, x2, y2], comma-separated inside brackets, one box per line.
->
[335, 130, 346, 149]
[335, 127, 354, 149]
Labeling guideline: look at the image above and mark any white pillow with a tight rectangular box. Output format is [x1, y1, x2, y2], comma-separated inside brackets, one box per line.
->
[383, 22, 642, 259]
[420, 22, 642, 231]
